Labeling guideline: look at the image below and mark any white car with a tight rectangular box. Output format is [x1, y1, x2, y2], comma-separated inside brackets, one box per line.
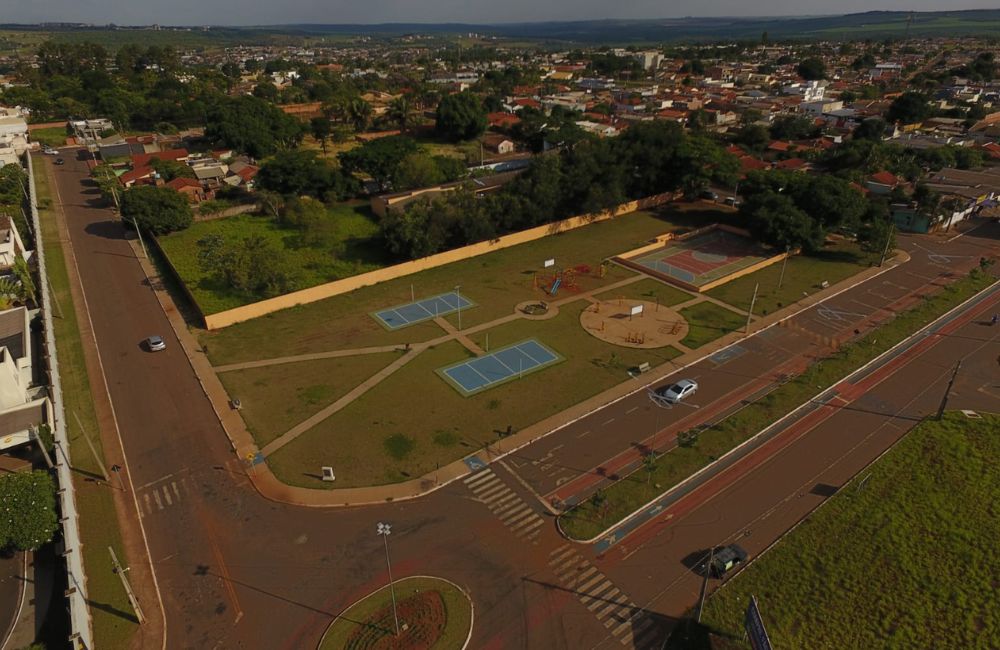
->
[42, 147, 59, 155]
[146, 336, 166, 352]
[652, 378, 698, 405]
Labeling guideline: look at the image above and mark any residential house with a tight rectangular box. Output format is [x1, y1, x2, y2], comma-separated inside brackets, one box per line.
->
[866, 170, 903, 195]
[165, 177, 205, 202]
[0, 215, 30, 269]
[482, 134, 515, 155]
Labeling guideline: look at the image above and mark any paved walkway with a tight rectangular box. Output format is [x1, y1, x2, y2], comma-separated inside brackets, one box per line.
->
[132, 229, 912, 506]
[213, 344, 406, 373]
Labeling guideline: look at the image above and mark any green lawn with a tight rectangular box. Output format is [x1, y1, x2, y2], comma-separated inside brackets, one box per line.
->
[266, 302, 681, 488]
[706, 241, 877, 319]
[702, 412, 1000, 649]
[559, 268, 997, 541]
[157, 201, 389, 314]
[320, 576, 472, 650]
[217, 352, 400, 447]
[35, 159, 138, 648]
[678, 301, 746, 349]
[199, 207, 716, 366]
[30, 127, 70, 148]
[596, 277, 695, 307]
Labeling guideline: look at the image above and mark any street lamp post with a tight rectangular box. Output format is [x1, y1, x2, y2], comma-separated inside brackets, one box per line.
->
[376, 522, 400, 636]
[454, 285, 462, 331]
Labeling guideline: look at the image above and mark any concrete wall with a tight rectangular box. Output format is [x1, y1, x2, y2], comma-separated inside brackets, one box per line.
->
[194, 202, 260, 222]
[203, 191, 678, 329]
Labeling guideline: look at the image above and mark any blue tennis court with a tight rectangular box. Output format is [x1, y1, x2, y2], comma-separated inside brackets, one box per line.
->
[439, 339, 562, 396]
[372, 291, 475, 330]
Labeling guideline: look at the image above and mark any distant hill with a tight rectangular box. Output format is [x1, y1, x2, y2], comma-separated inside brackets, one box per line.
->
[6, 9, 1000, 45]
[277, 10, 1000, 43]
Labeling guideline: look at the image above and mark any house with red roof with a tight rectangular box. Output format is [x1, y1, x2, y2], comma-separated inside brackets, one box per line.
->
[866, 170, 903, 195]
[487, 112, 521, 129]
[165, 177, 205, 202]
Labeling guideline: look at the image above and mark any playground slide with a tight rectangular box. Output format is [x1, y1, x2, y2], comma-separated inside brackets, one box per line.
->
[549, 277, 562, 295]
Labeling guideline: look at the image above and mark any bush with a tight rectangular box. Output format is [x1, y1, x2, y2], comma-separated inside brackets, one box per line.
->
[0, 470, 58, 552]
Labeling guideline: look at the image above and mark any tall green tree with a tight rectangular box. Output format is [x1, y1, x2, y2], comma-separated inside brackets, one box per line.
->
[339, 135, 419, 192]
[205, 95, 303, 158]
[120, 186, 193, 235]
[435, 92, 487, 141]
[796, 57, 827, 80]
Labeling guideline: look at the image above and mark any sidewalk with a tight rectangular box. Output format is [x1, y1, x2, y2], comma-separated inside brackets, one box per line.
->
[133, 233, 909, 507]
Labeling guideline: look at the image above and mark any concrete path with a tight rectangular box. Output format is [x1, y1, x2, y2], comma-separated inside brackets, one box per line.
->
[434, 317, 484, 355]
[213, 344, 407, 373]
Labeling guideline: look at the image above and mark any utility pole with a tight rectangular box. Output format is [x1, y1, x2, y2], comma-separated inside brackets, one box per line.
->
[376, 522, 400, 636]
[879, 221, 895, 267]
[777, 246, 790, 290]
[109, 546, 146, 624]
[695, 546, 715, 623]
[745, 283, 759, 334]
[935, 360, 962, 420]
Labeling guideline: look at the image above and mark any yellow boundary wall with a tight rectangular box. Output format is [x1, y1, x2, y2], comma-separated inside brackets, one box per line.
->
[202, 191, 678, 329]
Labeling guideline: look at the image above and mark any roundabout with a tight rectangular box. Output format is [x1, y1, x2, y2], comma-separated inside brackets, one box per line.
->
[319, 576, 473, 650]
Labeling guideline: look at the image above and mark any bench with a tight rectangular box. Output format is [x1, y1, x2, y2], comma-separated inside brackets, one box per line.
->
[636, 361, 651, 374]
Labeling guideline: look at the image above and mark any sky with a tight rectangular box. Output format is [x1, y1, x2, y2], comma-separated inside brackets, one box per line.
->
[3, 0, 1000, 27]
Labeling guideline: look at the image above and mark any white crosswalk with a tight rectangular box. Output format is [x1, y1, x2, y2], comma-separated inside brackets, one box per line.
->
[463, 469, 545, 545]
[138, 478, 190, 517]
[547, 546, 662, 649]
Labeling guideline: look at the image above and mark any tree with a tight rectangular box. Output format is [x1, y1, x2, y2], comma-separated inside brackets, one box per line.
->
[11, 255, 36, 305]
[742, 191, 825, 252]
[339, 135, 419, 191]
[280, 197, 338, 248]
[853, 117, 887, 142]
[734, 124, 770, 153]
[197, 234, 296, 297]
[149, 158, 195, 182]
[0, 470, 58, 552]
[310, 116, 332, 154]
[346, 98, 373, 132]
[770, 115, 819, 141]
[435, 91, 487, 141]
[885, 91, 931, 125]
[120, 185, 193, 235]
[394, 152, 445, 191]
[857, 199, 895, 254]
[388, 95, 416, 132]
[256, 149, 356, 200]
[205, 95, 303, 158]
[796, 57, 827, 80]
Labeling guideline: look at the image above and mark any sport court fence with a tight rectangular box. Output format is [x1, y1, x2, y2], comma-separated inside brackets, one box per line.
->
[27, 153, 95, 649]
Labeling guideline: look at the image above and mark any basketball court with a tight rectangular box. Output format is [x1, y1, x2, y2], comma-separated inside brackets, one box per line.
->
[624, 229, 774, 290]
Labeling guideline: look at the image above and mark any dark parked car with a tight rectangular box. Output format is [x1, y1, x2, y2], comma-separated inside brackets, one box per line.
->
[54, 158, 65, 165]
[708, 544, 748, 577]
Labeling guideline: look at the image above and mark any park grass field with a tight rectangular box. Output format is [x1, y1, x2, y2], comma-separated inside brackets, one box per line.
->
[158, 201, 388, 314]
[706, 240, 878, 318]
[267, 302, 683, 488]
[198, 207, 702, 365]
[678, 301, 746, 349]
[216, 352, 400, 447]
[595, 277, 694, 308]
[701, 412, 1000, 649]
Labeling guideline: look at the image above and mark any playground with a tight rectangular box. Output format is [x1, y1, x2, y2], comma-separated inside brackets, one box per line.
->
[579, 297, 689, 349]
[622, 227, 780, 291]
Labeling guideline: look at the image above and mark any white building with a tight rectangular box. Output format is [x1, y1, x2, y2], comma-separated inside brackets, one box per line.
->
[0, 307, 53, 452]
[781, 80, 826, 102]
[0, 109, 28, 166]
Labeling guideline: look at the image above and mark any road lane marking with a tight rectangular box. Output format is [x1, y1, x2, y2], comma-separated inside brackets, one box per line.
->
[625, 407, 638, 415]
[576, 429, 591, 438]
[153, 491, 163, 510]
[602, 418, 615, 426]
[161, 486, 172, 506]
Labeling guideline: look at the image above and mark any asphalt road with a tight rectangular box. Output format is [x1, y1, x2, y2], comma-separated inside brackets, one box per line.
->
[44, 149, 1000, 649]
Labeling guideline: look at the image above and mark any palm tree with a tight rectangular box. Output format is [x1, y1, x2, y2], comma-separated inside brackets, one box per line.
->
[346, 98, 373, 133]
[12, 255, 35, 305]
[388, 96, 414, 132]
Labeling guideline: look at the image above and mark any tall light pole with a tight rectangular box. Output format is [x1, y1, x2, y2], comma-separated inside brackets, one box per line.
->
[376, 522, 400, 637]
[454, 285, 462, 331]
